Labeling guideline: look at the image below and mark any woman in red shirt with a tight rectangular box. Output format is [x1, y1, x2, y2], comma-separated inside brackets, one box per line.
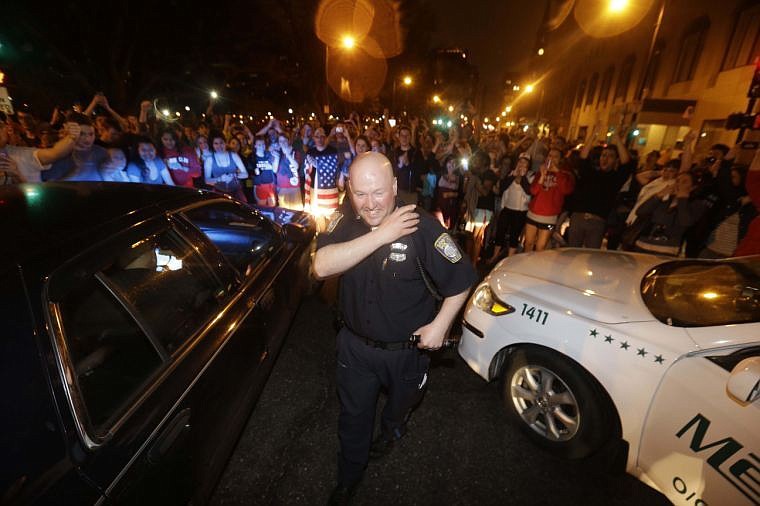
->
[523, 147, 575, 252]
[158, 129, 202, 188]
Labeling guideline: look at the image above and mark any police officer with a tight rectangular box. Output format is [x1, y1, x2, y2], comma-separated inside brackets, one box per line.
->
[313, 152, 477, 504]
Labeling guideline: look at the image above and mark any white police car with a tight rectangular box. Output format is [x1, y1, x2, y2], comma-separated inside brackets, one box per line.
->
[458, 248, 759, 506]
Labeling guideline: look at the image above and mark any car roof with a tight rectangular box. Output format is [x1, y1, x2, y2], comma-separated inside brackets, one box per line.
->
[0, 182, 220, 263]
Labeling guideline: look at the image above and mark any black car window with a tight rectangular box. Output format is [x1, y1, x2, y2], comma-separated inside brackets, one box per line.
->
[183, 203, 282, 275]
[101, 228, 227, 355]
[58, 276, 163, 429]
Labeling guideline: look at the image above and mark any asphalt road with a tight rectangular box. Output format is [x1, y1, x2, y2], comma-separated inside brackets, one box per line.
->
[210, 287, 670, 506]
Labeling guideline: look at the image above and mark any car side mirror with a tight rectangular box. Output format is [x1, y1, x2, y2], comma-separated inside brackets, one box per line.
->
[727, 356, 760, 404]
[283, 222, 312, 244]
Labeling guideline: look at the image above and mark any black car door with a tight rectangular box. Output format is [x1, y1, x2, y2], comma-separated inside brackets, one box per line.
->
[44, 215, 251, 505]
[179, 201, 302, 370]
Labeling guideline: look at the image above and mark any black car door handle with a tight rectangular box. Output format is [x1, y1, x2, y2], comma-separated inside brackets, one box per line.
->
[147, 408, 192, 465]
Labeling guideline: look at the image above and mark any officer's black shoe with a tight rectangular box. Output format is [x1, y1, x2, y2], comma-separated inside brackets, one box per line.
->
[369, 432, 403, 460]
[327, 482, 358, 506]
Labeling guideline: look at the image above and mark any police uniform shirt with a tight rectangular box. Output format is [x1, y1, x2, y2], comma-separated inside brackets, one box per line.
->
[317, 205, 477, 342]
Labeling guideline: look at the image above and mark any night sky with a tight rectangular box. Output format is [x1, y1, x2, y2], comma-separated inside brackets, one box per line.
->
[431, 0, 546, 110]
[1, 0, 546, 115]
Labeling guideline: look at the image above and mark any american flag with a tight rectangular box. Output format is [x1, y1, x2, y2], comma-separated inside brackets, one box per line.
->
[304, 150, 341, 213]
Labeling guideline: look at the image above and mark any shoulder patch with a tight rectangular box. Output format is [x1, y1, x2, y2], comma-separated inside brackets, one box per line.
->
[326, 211, 344, 234]
[434, 233, 463, 263]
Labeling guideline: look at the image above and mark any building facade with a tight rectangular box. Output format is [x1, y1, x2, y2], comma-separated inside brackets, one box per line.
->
[532, 0, 759, 161]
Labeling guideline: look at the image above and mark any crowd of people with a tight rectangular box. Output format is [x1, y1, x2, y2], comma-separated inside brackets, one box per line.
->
[1, 91, 759, 260]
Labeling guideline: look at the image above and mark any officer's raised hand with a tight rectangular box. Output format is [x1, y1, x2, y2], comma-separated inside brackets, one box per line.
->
[373, 204, 419, 245]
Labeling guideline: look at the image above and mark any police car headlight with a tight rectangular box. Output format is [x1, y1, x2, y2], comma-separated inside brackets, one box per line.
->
[472, 285, 515, 316]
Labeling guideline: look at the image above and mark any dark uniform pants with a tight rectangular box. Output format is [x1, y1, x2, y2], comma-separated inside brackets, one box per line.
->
[335, 327, 430, 485]
[568, 212, 606, 249]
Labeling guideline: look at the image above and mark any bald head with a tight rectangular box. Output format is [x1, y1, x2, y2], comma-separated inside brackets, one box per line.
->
[350, 152, 394, 181]
[348, 152, 398, 227]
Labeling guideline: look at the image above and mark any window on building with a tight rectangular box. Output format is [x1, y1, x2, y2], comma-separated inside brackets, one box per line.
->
[642, 40, 666, 98]
[721, 4, 760, 71]
[575, 79, 587, 109]
[614, 55, 636, 103]
[673, 17, 710, 83]
[585, 73, 599, 108]
[598, 66, 614, 108]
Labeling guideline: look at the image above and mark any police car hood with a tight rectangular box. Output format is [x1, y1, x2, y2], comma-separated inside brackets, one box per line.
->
[489, 249, 665, 324]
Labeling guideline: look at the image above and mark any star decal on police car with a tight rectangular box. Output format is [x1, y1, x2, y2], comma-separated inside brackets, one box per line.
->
[588, 331, 665, 365]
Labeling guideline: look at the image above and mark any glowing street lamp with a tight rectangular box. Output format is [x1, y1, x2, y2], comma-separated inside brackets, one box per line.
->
[525, 84, 535, 93]
[402, 75, 413, 86]
[341, 34, 356, 50]
[537, 48, 545, 56]
[506, 105, 512, 112]
[210, 90, 218, 100]
[448, 105, 454, 112]
[609, 0, 629, 13]
[432, 95, 441, 104]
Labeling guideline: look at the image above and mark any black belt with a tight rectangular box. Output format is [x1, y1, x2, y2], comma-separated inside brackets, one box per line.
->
[344, 326, 418, 351]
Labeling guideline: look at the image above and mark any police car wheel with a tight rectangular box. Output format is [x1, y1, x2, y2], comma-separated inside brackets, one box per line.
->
[501, 346, 615, 459]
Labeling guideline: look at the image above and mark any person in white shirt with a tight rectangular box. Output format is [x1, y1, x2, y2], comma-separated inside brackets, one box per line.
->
[0, 112, 80, 184]
[488, 154, 534, 262]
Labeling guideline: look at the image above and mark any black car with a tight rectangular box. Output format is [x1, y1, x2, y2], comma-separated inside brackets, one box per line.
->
[0, 183, 316, 505]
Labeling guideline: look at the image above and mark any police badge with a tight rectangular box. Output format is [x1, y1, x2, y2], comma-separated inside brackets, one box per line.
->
[434, 233, 463, 263]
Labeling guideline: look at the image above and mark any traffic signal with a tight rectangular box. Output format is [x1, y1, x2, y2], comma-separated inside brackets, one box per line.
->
[749, 56, 760, 99]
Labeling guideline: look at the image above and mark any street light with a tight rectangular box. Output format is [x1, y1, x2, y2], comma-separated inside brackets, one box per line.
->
[537, 48, 545, 56]
[609, 0, 629, 13]
[341, 35, 356, 50]
[506, 105, 512, 112]
[525, 84, 535, 93]
[448, 105, 454, 112]
[432, 95, 441, 104]
[392, 75, 414, 114]
[325, 34, 356, 113]
[210, 90, 218, 100]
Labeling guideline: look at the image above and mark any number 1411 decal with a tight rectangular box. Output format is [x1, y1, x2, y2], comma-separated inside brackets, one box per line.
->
[521, 304, 549, 325]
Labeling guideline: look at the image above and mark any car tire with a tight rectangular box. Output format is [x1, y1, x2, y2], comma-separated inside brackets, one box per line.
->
[500, 345, 617, 459]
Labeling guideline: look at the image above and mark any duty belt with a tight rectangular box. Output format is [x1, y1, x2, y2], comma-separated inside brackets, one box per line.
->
[344, 325, 417, 351]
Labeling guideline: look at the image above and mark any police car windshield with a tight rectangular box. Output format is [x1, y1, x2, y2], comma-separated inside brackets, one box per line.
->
[641, 257, 760, 327]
